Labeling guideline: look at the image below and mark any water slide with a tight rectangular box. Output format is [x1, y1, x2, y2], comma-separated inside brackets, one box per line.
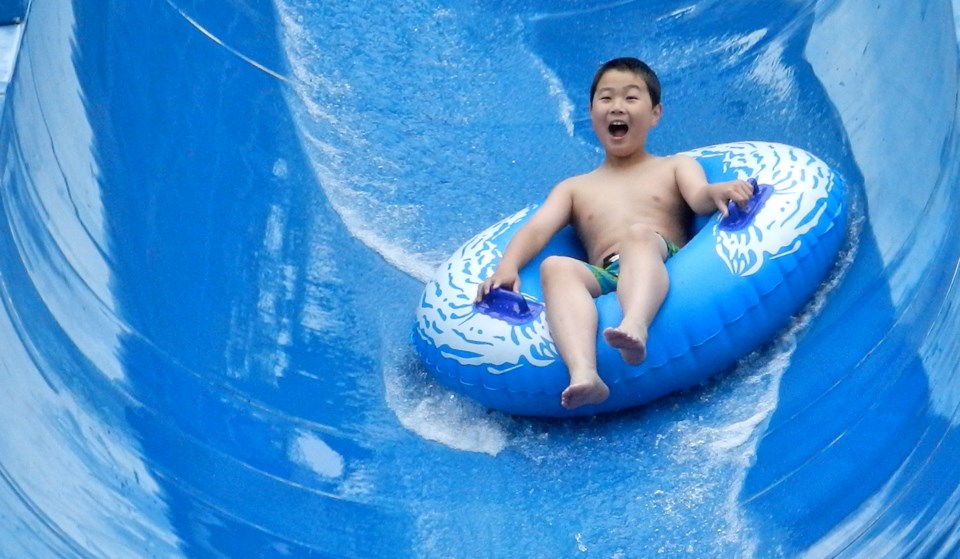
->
[1, 1, 958, 557]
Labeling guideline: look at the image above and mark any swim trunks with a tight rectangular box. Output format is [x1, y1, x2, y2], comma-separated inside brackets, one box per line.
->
[585, 235, 681, 295]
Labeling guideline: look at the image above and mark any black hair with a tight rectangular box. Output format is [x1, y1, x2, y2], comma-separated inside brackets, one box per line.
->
[589, 57, 661, 107]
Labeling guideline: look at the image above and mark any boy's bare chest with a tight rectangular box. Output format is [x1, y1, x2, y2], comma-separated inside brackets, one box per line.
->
[572, 178, 680, 225]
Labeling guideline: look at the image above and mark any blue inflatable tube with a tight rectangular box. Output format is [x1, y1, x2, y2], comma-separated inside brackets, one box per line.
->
[414, 142, 847, 417]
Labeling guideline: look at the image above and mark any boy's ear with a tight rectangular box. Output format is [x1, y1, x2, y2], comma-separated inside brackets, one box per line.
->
[652, 103, 663, 126]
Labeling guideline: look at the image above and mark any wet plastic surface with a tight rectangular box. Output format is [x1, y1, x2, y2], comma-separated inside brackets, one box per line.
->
[1, 1, 958, 557]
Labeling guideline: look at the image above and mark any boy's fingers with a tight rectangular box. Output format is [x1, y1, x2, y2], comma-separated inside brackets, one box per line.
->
[476, 278, 500, 302]
[475, 281, 489, 302]
[716, 199, 729, 217]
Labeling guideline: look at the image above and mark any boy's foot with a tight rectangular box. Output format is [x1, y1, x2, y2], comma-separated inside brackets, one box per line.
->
[603, 327, 647, 365]
[561, 379, 610, 410]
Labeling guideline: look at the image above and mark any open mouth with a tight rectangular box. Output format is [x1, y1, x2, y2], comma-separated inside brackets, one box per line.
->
[608, 120, 629, 138]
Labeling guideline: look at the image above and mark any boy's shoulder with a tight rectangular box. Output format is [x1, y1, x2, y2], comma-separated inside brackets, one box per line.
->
[648, 153, 702, 180]
[553, 169, 597, 192]
[665, 152, 701, 168]
[657, 152, 697, 166]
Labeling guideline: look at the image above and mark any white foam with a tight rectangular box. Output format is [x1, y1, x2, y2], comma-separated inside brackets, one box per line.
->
[275, 1, 448, 284]
[382, 350, 509, 456]
[275, 0, 515, 456]
[528, 52, 575, 136]
[659, 200, 861, 558]
[748, 35, 795, 101]
[717, 29, 768, 68]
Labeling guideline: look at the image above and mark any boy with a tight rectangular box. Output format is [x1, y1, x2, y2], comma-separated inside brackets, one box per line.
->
[475, 58, 754, 410]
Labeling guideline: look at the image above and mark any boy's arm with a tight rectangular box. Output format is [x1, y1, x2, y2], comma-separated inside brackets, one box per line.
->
[674, 155, 754, 217]
[475, 183, 574, 301]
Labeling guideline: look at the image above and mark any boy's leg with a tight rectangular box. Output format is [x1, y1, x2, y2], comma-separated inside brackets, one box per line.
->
[539, 255, 610, 410]
[604, 225, 670, 365]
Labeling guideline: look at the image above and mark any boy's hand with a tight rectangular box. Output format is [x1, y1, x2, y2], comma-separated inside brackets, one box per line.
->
[475, 269, 521, 303]
[711, 179, 755, 217]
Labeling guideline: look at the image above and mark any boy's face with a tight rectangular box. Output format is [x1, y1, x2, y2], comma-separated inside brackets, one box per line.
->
[589, 69, 662, 159]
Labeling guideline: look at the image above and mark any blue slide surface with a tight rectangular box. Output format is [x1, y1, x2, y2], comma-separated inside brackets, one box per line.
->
[1, 1, 958, 557]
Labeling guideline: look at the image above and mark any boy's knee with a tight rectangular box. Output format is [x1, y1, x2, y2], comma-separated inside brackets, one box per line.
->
[541, 255, 601, 297]
[540, 256, 582, 290]
[540, 255, 568, 279]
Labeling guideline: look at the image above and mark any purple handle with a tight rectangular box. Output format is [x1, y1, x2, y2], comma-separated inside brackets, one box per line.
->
[725, 178, 757, 220]
[720, 178, 773, 232]
[474, 288, 544, 325]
